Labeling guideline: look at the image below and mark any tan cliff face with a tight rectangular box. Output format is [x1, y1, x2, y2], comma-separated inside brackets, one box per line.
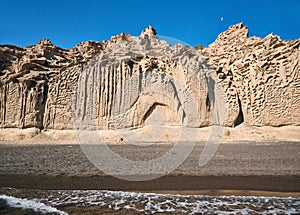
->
[205, 23, 300, 126]
[73, 28, 220, 130]
[0, 39, 102, 129]
[0, 23, 299, 130]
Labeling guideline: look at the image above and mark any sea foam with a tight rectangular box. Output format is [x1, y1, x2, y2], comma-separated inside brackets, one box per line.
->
[1, 189, 300, 214]
[0, 194, 68, 215]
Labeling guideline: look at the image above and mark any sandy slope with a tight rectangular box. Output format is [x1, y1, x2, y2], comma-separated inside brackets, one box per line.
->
[0, 124, 299, 144]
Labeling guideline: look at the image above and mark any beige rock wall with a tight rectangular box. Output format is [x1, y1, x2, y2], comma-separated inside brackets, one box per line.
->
[0, 39, 103, 129]
[205, 23, 300, 126]
[0, 24, 299, 130]
[74, 28, 218, 129]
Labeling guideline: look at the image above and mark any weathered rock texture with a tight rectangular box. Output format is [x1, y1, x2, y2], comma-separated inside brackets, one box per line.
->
[0, 23, 299, 130]
[0, 39, 103, 129]
[205, 23, 300, 126]
[74, 27, 221, 130]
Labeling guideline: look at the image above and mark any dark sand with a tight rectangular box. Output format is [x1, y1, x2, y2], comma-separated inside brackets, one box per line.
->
[0, 141, 300, 214]
[0, 141, 299, 194]
[1, 174, 299, 193]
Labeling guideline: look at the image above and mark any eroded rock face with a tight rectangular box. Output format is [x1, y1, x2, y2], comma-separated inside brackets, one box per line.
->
[74, 32, 219, 129]
[0, 39, 103, 129]
[205, 23, 300, 126]
[0, 23, 299, 130]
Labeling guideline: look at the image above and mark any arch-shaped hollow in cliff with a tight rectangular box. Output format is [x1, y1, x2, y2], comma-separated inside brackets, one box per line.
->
[128, 92, 182, 127]
[75, 42, 214, 129]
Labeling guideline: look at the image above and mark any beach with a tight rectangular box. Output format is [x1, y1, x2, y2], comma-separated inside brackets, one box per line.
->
[1, 139, 299, 192]
[1, 127, 300, 214]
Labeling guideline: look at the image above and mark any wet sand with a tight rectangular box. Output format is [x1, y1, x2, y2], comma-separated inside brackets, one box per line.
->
[0, 174, 299, 195]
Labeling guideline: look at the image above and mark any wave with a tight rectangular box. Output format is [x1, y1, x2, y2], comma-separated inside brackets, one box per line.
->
[43, 190, 300, 214]
[1, 188, 300, 214]
[0, 194, 68, 215]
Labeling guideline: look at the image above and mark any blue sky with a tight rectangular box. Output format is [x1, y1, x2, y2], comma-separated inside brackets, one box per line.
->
[1, 0, 299, 48]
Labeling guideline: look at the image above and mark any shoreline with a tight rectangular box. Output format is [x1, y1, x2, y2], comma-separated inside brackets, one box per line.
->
[1, 175, 300, 197]
[141, 190, 300, 198]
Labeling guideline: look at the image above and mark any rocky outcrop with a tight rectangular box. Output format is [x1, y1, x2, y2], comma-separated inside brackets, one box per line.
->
[0, 39, 103, 129]
[205, 23, 300, 126]
[74, 27, 219, 129]
[0, 23, 299, 131]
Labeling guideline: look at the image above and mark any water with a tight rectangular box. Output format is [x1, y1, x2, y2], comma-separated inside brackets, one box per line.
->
[1, 188, 299, 214]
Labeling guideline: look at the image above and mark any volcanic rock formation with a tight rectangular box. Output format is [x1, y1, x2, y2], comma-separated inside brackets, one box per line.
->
[205, 23, 300, 126]
[0, 23, 299, 131]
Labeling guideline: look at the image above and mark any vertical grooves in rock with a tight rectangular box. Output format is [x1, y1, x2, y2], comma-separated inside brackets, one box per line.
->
[95, 63, 100, 125]
[105, 66, 109, 120]
[1, 85, 7, 128]
[90, 66, 95, 124]
[53, 75, 60, 127]
[121, 63, 125, 115]
[21, 82, 26, 128]
[99, 65, 103, 118]
[108, 64, 113, 117]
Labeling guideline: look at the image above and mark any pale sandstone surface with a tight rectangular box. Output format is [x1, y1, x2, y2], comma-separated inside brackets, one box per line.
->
[0, 23, 299, 142]
[1, 125, 299, 144]
[205, 23, 300, 127]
